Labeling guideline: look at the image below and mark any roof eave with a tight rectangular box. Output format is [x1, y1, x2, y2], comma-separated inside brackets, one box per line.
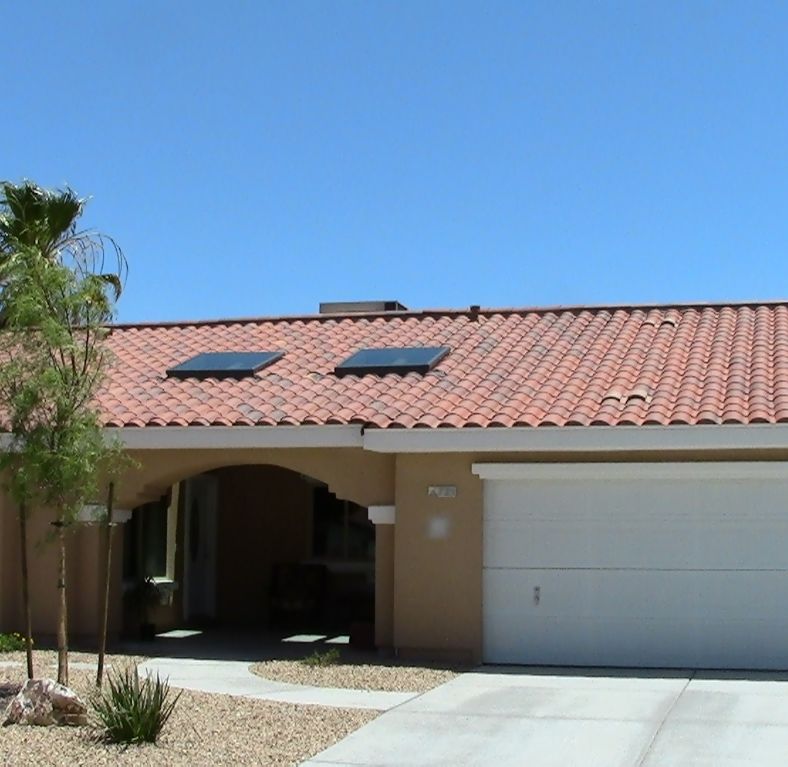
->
[64, 422, 788, 453]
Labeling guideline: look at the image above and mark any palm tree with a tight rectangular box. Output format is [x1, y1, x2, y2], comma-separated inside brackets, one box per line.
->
[0, 181, 125, 303]
[0, 181, 83, 257]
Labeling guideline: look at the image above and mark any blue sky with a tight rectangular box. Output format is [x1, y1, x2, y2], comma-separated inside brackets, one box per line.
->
[3, 2, 788, 322]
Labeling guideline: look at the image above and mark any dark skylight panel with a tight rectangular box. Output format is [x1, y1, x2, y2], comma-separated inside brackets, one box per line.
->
[167, 351, 283, 380]
[335, 346, 450, 376]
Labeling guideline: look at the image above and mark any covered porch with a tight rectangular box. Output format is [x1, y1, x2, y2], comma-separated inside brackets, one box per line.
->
[115, 444, 395, 652]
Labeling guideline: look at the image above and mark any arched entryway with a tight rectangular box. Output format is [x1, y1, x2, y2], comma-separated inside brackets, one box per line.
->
[121, 464, 376, 645]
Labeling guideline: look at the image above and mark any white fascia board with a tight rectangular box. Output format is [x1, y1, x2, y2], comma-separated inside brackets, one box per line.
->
[362, 424, 788, 454]
[472, 461, 788, 481]
[105, 425, 364, 450]
[7, 422, 788, 454]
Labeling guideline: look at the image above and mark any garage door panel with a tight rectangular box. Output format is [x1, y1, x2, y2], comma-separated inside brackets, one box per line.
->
[484, 479, 788, 571]
[484, 568, 788, 622]
[484, 615, 785, 669]
[484, 569, 788, 668]
[482, 467, 788, 669]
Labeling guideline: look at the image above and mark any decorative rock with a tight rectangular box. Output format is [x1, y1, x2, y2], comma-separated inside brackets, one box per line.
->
[0, 683, 21, 709]
[2, 678, 87, 726]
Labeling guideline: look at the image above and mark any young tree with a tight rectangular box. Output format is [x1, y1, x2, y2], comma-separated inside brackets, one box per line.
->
[0, 182, 126, 686]
[0, 294, 44, 680]
[96, 480, 115, 688]
[96, 445, 137, 689]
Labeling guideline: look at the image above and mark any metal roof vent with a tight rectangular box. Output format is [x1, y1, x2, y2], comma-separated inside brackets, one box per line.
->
[319, 300, 408, 314]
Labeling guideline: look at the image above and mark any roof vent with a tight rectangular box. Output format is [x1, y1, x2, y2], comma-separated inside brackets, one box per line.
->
[319, 300, 408, 315]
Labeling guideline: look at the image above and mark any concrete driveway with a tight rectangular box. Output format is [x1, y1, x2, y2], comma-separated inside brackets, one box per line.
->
[303, 668, 788, 766]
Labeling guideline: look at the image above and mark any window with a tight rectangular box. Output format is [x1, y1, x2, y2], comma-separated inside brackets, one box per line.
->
[142, 501, 167, 576]
[312, 486, 374, 562]
[166, 351, 284, 380]
[123, 485, 179, 581]
[335, 346, 450, 376]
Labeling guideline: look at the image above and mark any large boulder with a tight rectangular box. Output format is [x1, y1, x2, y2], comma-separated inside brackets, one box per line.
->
[2, 678, 87, 726]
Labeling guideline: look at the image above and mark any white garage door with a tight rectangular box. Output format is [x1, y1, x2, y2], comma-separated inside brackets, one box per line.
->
[476, 462, 788, 670]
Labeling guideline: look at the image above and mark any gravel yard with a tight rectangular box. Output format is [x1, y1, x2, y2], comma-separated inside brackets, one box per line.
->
[252, 656, 459, 692]
[0, 650, 377, 766]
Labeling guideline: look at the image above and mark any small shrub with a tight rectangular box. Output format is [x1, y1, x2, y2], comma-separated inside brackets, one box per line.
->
[90, 665, 181, 745]
[0, 632, 26, 652]
[302, 648, 341, 667]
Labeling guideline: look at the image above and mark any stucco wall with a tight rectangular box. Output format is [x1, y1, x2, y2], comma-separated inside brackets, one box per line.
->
[0, 500, 124, 644]
[393, 454, 483, 663]
[117, 447, 394, 509]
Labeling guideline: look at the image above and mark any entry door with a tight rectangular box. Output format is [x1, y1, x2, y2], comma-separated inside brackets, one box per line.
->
[183, 474, 218, 622]
[479, 462, 788, 670]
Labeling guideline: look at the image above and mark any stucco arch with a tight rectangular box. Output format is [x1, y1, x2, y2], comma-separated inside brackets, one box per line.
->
[116, 447, 395, 508]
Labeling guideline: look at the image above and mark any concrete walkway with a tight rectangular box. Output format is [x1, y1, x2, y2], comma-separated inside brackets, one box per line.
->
[138, 657, 416, 711]
[304, 667, 788, 766]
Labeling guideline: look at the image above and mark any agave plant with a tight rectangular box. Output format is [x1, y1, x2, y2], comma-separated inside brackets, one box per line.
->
[90, 665, 181, 745]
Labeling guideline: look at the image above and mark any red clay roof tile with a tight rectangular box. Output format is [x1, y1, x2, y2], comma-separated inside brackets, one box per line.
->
[97, 302, 788, 430]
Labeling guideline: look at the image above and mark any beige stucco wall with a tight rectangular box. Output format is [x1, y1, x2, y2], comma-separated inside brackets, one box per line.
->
[0, 499, 124, 645]
[117, 447, 394, 510]
[393, 454, 483, 663]
[6, 441, 788, 660]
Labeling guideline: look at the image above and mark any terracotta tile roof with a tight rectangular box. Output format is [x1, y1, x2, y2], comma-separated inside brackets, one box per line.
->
[99, 302, 788, 429]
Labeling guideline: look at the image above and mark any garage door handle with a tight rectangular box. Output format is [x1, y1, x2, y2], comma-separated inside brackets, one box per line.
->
[533, 586, 540, 605]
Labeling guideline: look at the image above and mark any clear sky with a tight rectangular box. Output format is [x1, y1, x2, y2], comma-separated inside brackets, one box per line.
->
[3, 2, 788, 322]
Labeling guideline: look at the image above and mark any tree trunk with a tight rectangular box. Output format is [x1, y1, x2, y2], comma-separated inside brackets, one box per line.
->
[56, 524, 68, 687]
[18, 501, 34, 679]
[96, 482, 114, 688]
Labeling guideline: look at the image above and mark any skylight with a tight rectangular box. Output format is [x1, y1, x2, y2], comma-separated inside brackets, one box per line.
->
[167, 351, 283, 380]
[335, 346, 450, 376]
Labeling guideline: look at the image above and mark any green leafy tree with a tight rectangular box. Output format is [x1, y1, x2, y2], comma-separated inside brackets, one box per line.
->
[0, 181, 126, 686]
